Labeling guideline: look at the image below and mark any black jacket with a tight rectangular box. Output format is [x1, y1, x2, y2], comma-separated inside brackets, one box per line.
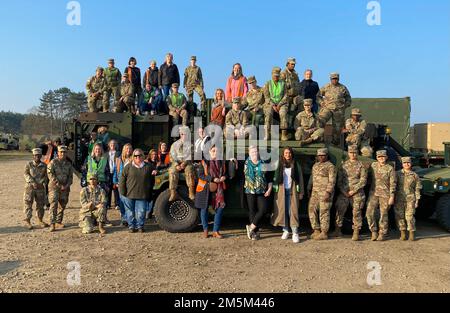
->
[143, 67, 159, 89]
[158, 63, 180, 87]
[124, 66, 142, 90]
[299, 79, 319, 104]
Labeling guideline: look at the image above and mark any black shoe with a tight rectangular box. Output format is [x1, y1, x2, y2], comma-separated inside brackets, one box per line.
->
[121, 221, 129, 227]
[128, 228, 136, 233]
[137, 228, 145, 233]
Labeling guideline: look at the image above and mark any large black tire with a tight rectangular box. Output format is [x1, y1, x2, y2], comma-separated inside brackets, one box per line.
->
[436, 194, 450, 232]
[154, 186, 199, 233]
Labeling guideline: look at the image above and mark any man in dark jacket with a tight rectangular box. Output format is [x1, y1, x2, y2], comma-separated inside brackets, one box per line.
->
[158, 53, 180, 100]
[299, 69, 320, 113]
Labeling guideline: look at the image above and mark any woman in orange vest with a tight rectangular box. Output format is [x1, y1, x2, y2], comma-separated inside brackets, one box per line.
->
[194, 145, 228, 239]
[225, 63, 248, 103]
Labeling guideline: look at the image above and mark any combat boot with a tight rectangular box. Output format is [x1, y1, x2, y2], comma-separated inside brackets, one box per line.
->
[49, 224, 56, 232]
[188, 186, 195, 201]
[352, 229, 360, 241]
[331, 226, 342, 238]
[38, 218, 49, 228]
[371, 231, 378, 241]
[98, 223, 106, 235]
[318, 231, 328, 240]
[169, 190, 177, 202]
[24, 219, 33, 230]
[400, 230, 407, 241]
[311, 229, 321, 240]
[409, 231, 415, 241]
[376, 233, 386, 241]
[281, 130, 289, 141]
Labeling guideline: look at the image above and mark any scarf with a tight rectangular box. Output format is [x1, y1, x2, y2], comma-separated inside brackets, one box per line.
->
[244, 159, 267, 194]
[209, 160, 225, 210]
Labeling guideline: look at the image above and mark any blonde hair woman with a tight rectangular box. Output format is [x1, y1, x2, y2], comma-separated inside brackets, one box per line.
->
[113, 143, 133, 226]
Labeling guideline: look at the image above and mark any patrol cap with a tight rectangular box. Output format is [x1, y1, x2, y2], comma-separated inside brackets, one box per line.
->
[348, 145, 358, 153]
[232, 97, 241, 104]
[150, 60, 156, 65]
[108, 58, 115, 63]
[58, 145, 68, 152]
[272, 67, 281, 76]
[317, 148, 328, 156]
[247, 76, 256, 84]
[190, 56, 197, 61]
[376, 150, 387, 157]
[32, 148, 42, 155]
[330, 72, 339, 79]
[287, 57, 296, 64]
[96, 66, 104, 72]
[89, 174, 99, 181]
[351, 108, 362, 116]
[401, 156, 412, 163]
[303, 99, 313, 106]
[172, 83, 179, 88]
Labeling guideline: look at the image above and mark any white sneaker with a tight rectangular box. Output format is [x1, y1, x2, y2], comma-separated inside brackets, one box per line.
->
[281, 231, 290, 240]
[292, 233, 300, 243]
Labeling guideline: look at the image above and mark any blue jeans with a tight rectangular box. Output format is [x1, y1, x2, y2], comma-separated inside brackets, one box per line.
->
[118, 194, 127, 222]
[146, 200, 154, 215]
[200, 207, 224, 232]
[282, 189, 298, 234]
[121, 196, 147, 229]
[139, 92, 163, 113]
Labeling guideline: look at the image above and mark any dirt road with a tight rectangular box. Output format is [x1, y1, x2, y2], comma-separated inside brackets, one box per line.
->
[1, 158, 449, 293]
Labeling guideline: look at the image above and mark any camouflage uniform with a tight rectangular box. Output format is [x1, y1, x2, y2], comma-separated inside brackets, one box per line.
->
[103, 61, 122, 112]
[86, 69, 108, 112]
[169, 136, 195, 200]
[119, 80, 135, 113]
[183, 57, 206, 109]
[79, 184, 107, 233]
[281, 58, 301, 113]
[366, 155, 396, 236]
[167, 89, 188, 126]
[264, 68, 289, 131]
[394, 166, 421, 232]
[335, 157, 368, 230]
[242, 77, 265, 127]
[225, 103, 248, 138]
[345, 109, 367, 148]
[317, 73, 352, 145]
[307, 149, 336, 235]
[47, 152, 73, 225]
[23, 158, 48, 222]
[294, 111, 324, 142]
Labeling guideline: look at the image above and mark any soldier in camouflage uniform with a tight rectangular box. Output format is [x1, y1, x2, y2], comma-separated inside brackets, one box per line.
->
[169, 127, 195, 201]
[167, 83, 188, 126]
[225, 97, 248, 139]
[183, 56, 206, 110]
[119, 73, 136, 114]
[394, 157, 422, 241]
[307, 148, 336, 240]
[366, 150, 396, 241]
[79, 174, 107, 235]
[103, 59, 122, 113]
[344, 108, 367, 149]
[281, 57, 301, 122]
[242, 76, 265, 126]
[294, 99, 324, 146]
[264, 67, 289, 141]
[317, 72, 352, 145]
[333, 145, 368, 241]
[47, 145, 73, 232]
[86, 67, 108, 113]
[23, 148, 49, 230]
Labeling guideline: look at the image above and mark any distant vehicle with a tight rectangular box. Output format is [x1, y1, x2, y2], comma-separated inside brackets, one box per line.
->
[0, 133, 19, 150]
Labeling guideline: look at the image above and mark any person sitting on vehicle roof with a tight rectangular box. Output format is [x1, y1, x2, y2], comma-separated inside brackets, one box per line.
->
[210, 88, 230, 128]
[294, 99, 324, 146]
[140, 83, 163, 116]
[343, 108, 367, 150]
[167, 83, 188, 126]
[225, 97, 248, 139]
[118, 73, 136, 114]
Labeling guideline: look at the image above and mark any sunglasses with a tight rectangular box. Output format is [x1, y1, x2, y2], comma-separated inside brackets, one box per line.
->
[134, 154, 143, 158]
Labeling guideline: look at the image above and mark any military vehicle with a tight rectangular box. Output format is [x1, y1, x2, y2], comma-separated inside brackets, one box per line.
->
[415, 142, 450, 230]
[65, 97, 440, 233]
[0, 133, 19, 150]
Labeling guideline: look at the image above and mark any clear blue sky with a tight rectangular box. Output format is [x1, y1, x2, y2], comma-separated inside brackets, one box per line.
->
[0, 0, 449, 124]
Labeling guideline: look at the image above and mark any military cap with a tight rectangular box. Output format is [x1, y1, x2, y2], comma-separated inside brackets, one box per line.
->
[348, 145, 358, 153]
[108, 58, 115, 63]
[317, 148, 328, 156]
[272, 67, 281, 76]
[287, 57, 296, 64]
[351, 108, 362, 116]
[172, 83, 179, 88]
[303, 99, 313, 106]
[232, 97, 241, 104]
[96, 66, 104, 72]
[330, 72, 339, 79]
[376, 150, 387, 157]
[190, 56, 197, 61]
[247, 75, 256, 84]
[89, 174, 99, 181]
[32, 148, 42, 155]
[150, 60, 156, 65]
[401, 156, 412, 163]
[58, 145, 68, 152]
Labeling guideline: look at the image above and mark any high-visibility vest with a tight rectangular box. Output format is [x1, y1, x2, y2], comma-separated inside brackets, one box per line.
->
[196, 160, 227, 192]
[87, 156, 108, 182]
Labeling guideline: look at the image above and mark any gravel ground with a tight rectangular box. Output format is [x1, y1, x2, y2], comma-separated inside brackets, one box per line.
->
[1, 159, 450, 293]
